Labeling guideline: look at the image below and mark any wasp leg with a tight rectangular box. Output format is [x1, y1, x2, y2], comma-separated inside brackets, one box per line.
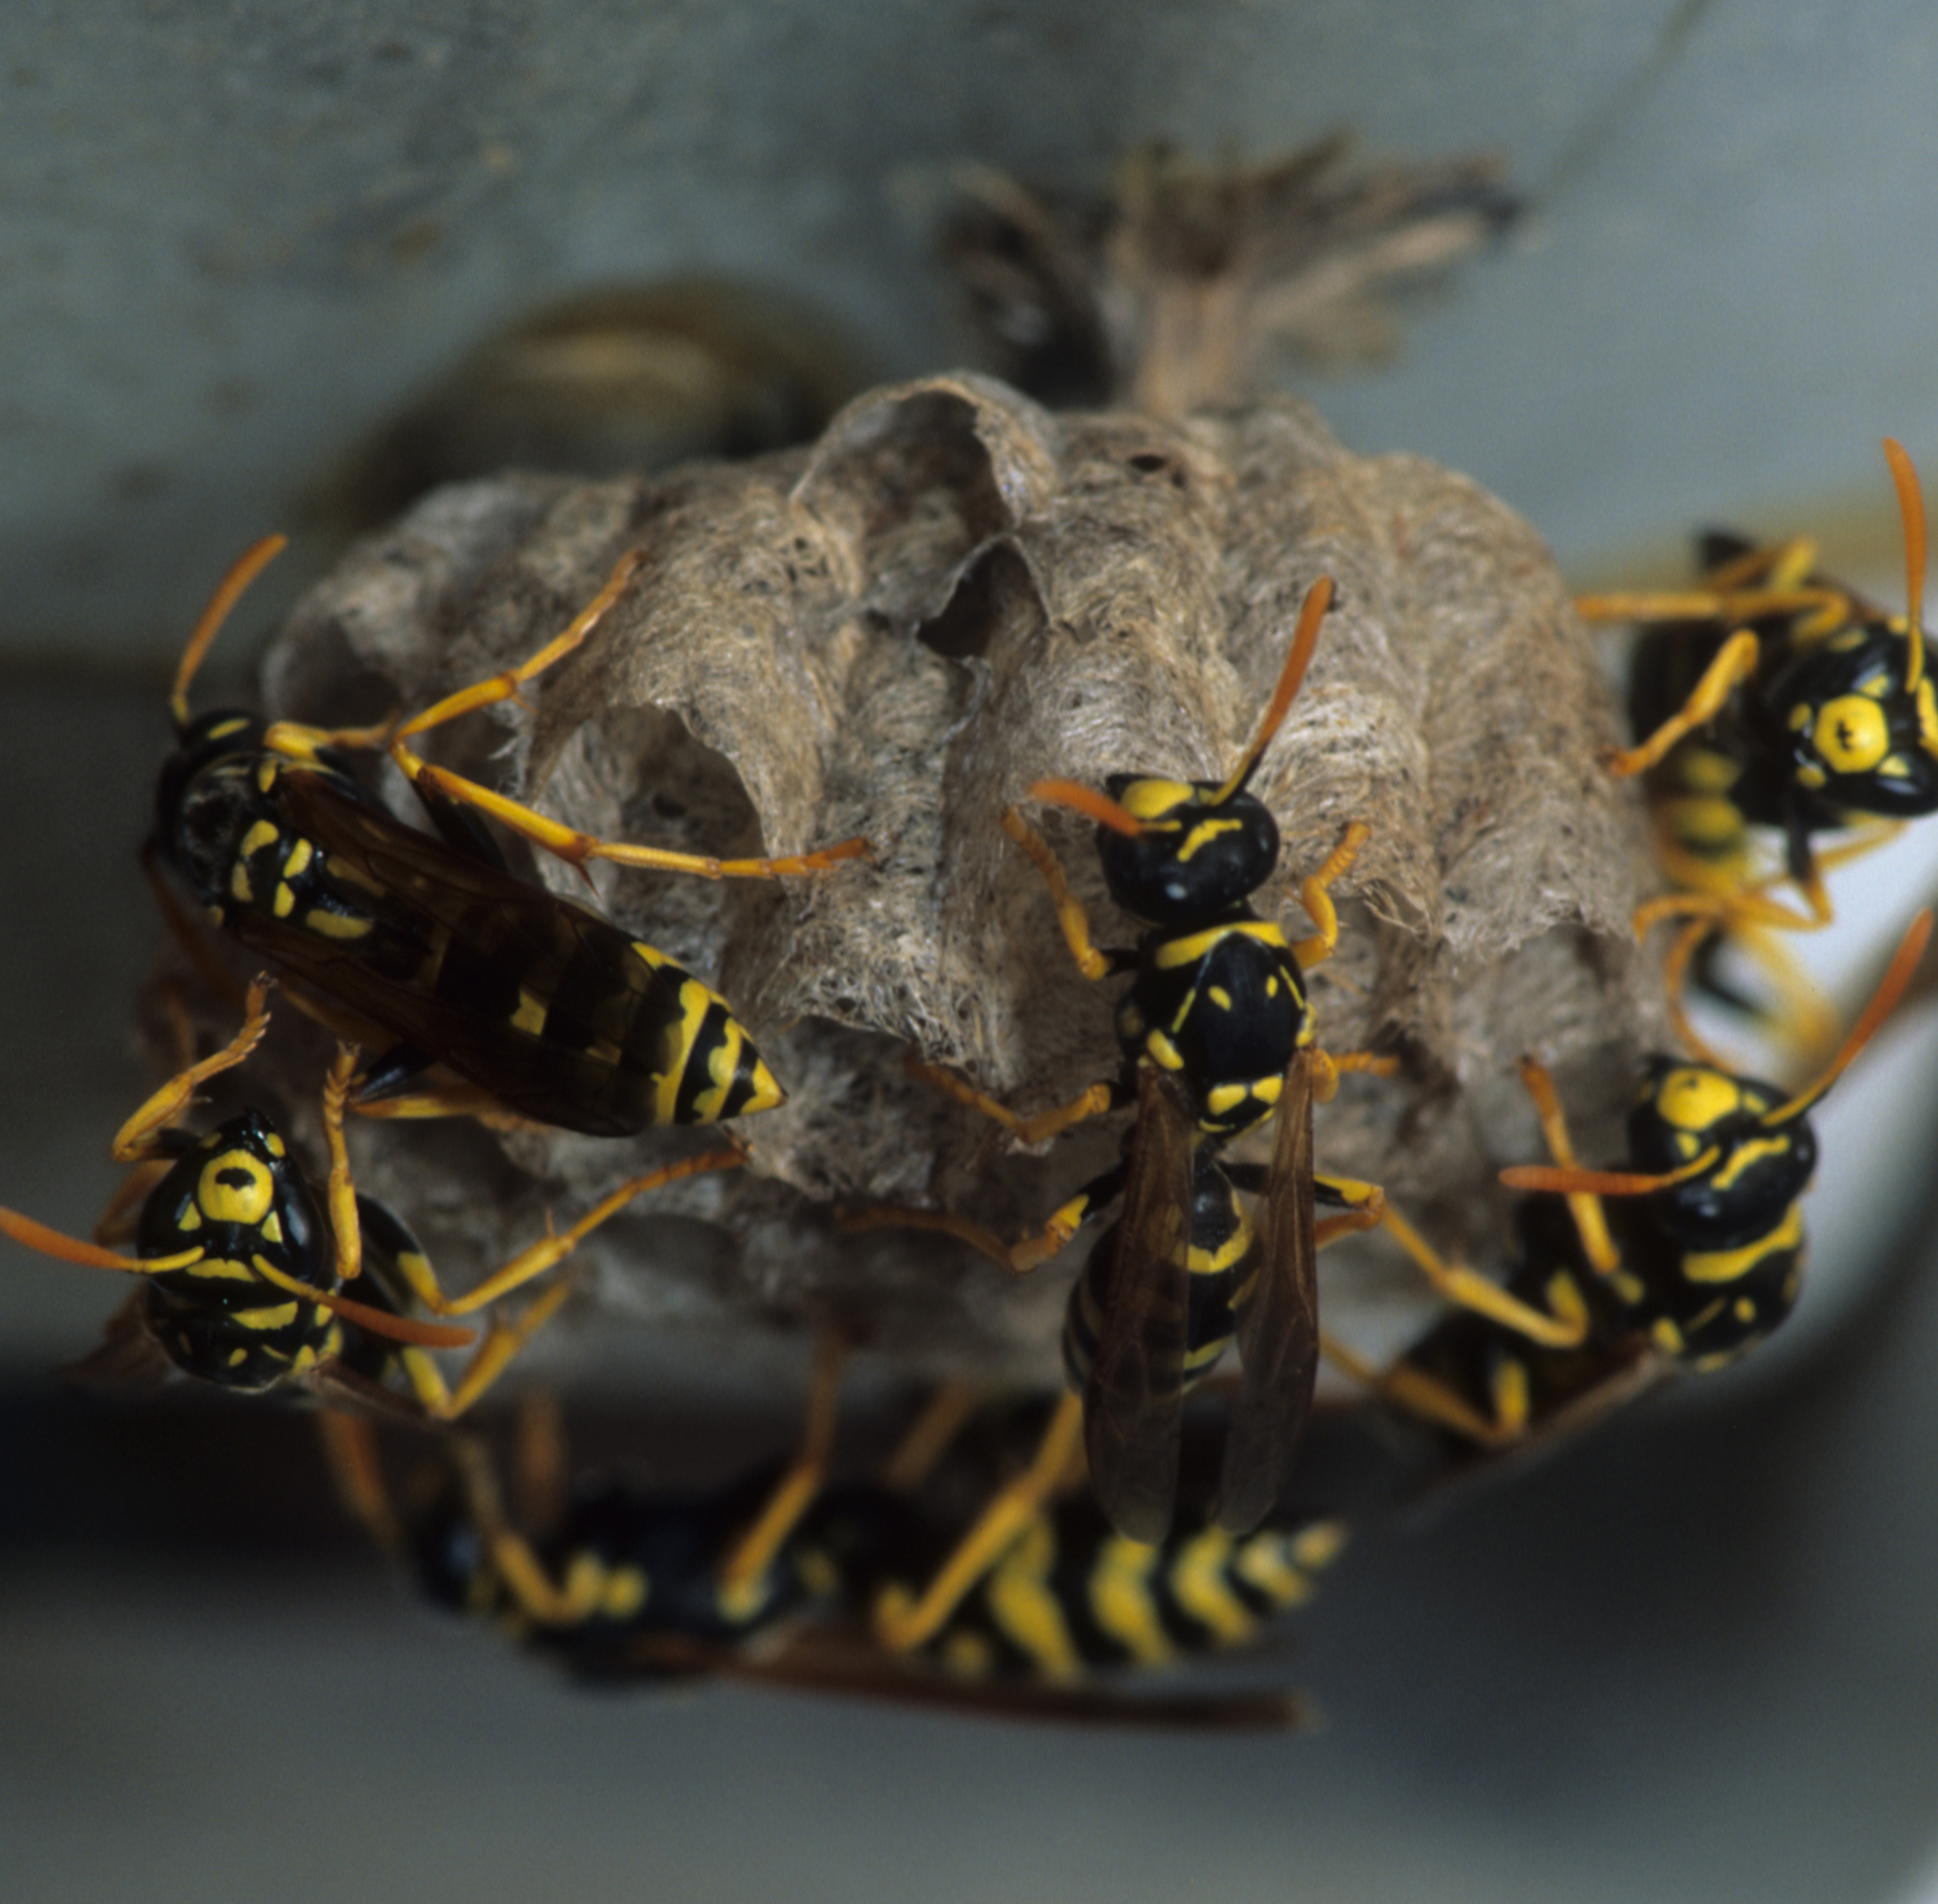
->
[1513, 1059, 1622, 1277]
[1309, 1047, 1400, 1104]
[906, 1053, 1120, 1147]
[879, 1381, 984, 1492]
[1288, 819, 1370, 965]
[840, 1163, 1126, 1276]
[109, 977, 275, 1163]
[1605, 630, 1761, 779]
[315, 1410, 404, 1554]
[1375, 1206, 1591, 1348]
[1320, 1333, 1526, 1447]
[715, 1334, 848, 1621]
[874, 1390, 1087, 1652]
[1000, 806, 1138, 983]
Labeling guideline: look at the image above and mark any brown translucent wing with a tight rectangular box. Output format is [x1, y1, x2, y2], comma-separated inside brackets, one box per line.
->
[1084, 1065, 1194, 1544]
[232, 771, 647, 1134]
[617, 1626, 1307, 1730]
[61, 1293, 175, 1392]
[1216, 1046, 1318, 1535]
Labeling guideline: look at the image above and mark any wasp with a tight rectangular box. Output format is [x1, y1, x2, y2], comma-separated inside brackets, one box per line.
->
[1327, 911, 1931, 1450]
[1580, 439, 1938, 1062]
[0, 984, 742, 1415]
[846, 573, 1389, 1661]
[152, 536, 869, 1136]
[323, 1384, 1332, 1728]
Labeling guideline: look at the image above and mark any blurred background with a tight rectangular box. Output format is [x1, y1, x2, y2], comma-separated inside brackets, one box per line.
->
[7, 2, 1938, 1898]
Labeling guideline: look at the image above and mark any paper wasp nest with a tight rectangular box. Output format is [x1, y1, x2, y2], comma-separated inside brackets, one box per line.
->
[257, 372, 1662, 1387]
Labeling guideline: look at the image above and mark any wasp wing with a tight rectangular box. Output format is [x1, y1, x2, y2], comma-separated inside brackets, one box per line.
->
[227, 771, 658, 1134]
[1083, 1065, 1194, 1544]
[1215, 1045, 1318, 1535]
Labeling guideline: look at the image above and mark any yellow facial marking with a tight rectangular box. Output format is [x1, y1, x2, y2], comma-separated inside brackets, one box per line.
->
[1146, 1028, 1184, 1070]
[1814, 694, 1889, 774]
[175, 1203, 202, 1231]
[232, 1301, 299, 1331]
[198, 1151, 274, 1225]
[259, 1211, 283, 1245]
[1655, 1067, 1742, 1133]
[265, 1132, 286, 1157]
[184, 1253, 252, 1283]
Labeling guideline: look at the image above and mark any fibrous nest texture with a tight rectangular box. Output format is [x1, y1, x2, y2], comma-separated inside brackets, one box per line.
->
[258, 372, 1662, 1387]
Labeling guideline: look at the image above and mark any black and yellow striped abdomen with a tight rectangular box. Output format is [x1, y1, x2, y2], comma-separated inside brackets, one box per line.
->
[1062, 1149, 1256, 1398]
[162, 736, 781, 1137]
[915, 1492, 1347, 1685]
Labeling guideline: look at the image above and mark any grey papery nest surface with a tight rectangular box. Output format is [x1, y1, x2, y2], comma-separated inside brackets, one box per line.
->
[252, 372, 1662, 1390]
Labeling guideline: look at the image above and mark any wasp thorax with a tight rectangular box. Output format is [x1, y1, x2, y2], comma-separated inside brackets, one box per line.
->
[1628, 1056, 1817, 1250]
[1097, 775, 1279, 923]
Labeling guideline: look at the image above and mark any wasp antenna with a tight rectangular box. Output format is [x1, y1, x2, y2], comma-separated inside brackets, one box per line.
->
[1028, 776, 1147, 838]
[1884, 439, 1927, 697]
[1213, 574, 1333, 807]
[168, 533, 289, 729]
[1500, 1150, 1721, 1200]
[1763, 908, 1933, 1126]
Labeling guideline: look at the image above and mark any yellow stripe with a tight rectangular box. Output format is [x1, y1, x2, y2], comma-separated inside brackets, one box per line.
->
[1168, 1528, 1254, 1643]
[985, 1520, 1081, 1681]
[240, 819, 281, 860]
[1682, 1205, 1803, 1285]
[1154, 921, 1286, 970]
[232, 1301, 299, 1331]
[1087, 1535, 1174, 1663]
[1710, 1135, 1789, 1193]
[305, 906, 374, 940]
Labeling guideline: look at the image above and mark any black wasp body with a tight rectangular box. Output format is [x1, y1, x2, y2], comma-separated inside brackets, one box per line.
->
[39, 1106, 465, 1410]
[155, 707, 782, 1137]
[371, 1413, 1339, 1722]
[1095, 771, 1311, 1140]
[1356, 906, 1932, 1454]
[1625, 538, 1938, 890]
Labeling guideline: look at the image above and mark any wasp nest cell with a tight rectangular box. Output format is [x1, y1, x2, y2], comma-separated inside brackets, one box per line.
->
[258, 372, 1662, 1388]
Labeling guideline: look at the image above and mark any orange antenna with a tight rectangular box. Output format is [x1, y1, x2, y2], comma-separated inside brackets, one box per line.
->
[168, 533, 289, 729]
[1761, 907, 1932, 1126]
[0, 1207, 477, 1350]
[1499, 1147, 1721, 1201]
[1212, 574, 1333, 807]
[1028, 776, 1147, 838]
[1884, 439, 1927, 697]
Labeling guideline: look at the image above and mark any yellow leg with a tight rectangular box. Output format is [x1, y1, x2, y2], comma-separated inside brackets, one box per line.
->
[1288, 820, 1370, 965]
[1320, 1332, 1526, 1447]
[1515, 1058, 1621, 1276]
[386, 1147, 745, 1317]
[837, 1193, 1090, 1274]
[1001, 806, 1120, 981]
[874, 1391, 1086, 1652]
[314, 1410, 402, 1553]
[1376, 1206, 1590, 1348]
[880, 1381, 984, 1492]
[905, 1052, 1116, 1147]
[109, 977, 274, 1162]
[1606, 630, 1761, 779]
[403, 1276, 580, 1421]
[716, 1334, 848, 1618]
